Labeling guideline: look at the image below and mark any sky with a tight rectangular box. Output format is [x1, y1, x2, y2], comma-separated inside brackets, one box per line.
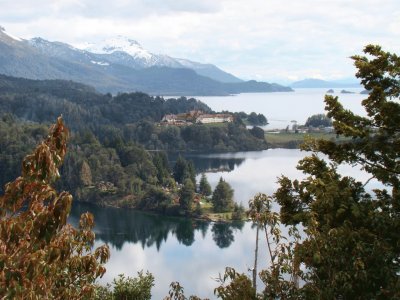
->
[0, 0, 399, 84]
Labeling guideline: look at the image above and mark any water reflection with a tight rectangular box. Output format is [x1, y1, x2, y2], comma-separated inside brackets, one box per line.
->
[70, 202, 244, 250]
[68, 148, 379, 299]
[168, 152, 245, 173]
[212, 222, 244, 248]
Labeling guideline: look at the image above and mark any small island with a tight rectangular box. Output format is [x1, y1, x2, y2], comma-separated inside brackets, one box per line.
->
[360, 89, 371, 94]
[340, 89, 355, 94]
[326, 89, 334, 93]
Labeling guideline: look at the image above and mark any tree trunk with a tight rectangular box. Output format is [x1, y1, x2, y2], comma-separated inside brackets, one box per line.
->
[253, 225, 259, 290]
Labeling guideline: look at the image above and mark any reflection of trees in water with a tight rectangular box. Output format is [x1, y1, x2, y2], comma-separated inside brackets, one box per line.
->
[70, 202, 244, 250]
[168, 152, 245, 174]
[211, 222, 244, 248]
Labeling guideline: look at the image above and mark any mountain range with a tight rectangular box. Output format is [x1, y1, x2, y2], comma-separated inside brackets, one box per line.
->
[290, 78, 361, 89]
[0, 27, 292, 95]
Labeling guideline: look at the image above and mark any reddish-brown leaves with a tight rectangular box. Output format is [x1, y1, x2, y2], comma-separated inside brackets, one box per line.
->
[0, 117, 109, 299]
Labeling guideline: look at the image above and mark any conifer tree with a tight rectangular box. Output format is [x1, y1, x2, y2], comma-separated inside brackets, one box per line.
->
[211, 177, 234, 212]
[199, 173, 212, 196]
[275, 45, 400, 298]
[179, 178, 195, 212]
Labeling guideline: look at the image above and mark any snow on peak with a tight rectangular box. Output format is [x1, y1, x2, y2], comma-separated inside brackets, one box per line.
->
[0, 26, 22, 41]
[81, 35, 153, 60]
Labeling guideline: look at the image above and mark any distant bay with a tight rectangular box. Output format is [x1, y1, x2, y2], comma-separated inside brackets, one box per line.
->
[194, 88, 366, 129]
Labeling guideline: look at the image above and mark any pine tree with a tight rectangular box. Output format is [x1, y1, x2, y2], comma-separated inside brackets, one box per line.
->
[199, 173, 212, 196]
[275, 45, 400, 298]
[179, 178, 195, 212]
[211, 177, 234, 212]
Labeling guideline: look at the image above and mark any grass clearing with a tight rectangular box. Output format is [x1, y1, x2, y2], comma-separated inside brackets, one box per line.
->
[265, 132, 348, 148]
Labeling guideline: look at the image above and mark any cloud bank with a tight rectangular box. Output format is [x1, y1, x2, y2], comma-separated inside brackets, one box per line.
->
[1, 0, 399, 82]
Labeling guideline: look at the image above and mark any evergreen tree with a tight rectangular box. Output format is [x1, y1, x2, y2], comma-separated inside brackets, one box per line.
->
[199, 173, 212, 196]
[173, 155, 188, 184]
[187, 160, 196, 187]
[274, 45, 400, 298]
[304, 113, 332, 127]
[152, 151, 171, 185]
[173, 156, 196, 186]
[211, 177, 234, 212]
[179, 178, 195, 212]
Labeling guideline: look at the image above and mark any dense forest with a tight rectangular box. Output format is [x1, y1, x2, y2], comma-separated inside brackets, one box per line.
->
[0, 75, 266, 213]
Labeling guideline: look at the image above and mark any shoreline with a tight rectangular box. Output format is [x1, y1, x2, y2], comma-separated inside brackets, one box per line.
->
[75, 199, 247, 224]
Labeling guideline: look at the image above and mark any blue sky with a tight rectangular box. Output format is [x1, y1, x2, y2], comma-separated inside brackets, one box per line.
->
[0, 0, 399, 83]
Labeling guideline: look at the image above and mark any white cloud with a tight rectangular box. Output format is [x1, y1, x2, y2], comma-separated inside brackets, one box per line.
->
[1, 0, 399, 82]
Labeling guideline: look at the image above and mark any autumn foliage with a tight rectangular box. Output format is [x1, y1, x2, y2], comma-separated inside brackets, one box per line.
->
[0, 117, 109, 299]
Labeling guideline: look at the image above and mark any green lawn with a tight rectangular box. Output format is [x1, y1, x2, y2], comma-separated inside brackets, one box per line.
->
[265, 132, 346, 148]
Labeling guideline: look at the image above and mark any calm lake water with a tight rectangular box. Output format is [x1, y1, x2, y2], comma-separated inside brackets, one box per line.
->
[197, 88, 366, 129]
[70, 149, 379, 299]
[69, 89, 375, 299]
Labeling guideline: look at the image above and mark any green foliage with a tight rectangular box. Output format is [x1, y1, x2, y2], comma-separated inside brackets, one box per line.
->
[179, 123, 266, 152]
[173, 156, 196, 186]
[274, 45, 400, 298]
[0, 117, 110, 299]
[214, 267, 257, 300]
[138, 186, 173, 212]
[152, 151, 172, 185]
[214, 45, 400, 300]
[0, 117, 49, 193]
[179, 178, 195, 212]
[0, 78, 266, 153]
[211, 177, 234, 213]
[95, 271, 154, 300]
[164, 282, 207, 300]
[304, 113, 332, 127]
[247, 112, 268, 126]
[231, 203, 245, 220]
[249, 126, 265, 139]
[199, 173, 212, 197]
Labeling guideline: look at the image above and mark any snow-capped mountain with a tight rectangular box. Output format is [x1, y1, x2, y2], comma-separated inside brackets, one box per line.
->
[82, 36, 154, 65]
[0, 27, 292, 95]
[78, 36, 242, 82]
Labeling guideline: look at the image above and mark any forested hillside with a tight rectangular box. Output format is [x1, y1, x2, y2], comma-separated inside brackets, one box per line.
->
[0, 75, 267, 208]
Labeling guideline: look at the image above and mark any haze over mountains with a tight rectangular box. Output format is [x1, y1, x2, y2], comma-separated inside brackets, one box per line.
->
[290, 78, 361, 89]
[0, 27, 292, 95]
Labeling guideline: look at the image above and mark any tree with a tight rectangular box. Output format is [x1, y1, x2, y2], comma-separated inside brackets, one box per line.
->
[274, 45, 400, 298]
[211, 177, 234, 212]
[304, 113, 332, 127]
[95, 271, 154, 300]
[179, 178, 195, 212]
[199, 173, 212, 196]
[247, 112, 268, 126]
[173, 155, 188, 184]
[187, 161, 196, 187]
[0, 117, 110, 299]
[249, 126, 265, 139]
[208, 45, 400, 299]
[80, 160, 93, 186]
[173, 156, 196, 186]
[152, 151, 171, 185]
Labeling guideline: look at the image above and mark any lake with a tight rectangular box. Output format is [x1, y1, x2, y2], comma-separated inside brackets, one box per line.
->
[69, 89, 374, 299]
[196, 88, 366, 129]
[70, 148, 379, 299]
[70, 149, 308, 299]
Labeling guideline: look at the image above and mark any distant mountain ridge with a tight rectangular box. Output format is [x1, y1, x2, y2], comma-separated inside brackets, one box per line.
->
[291, 78, 361, 88]
[0, 27, 292, 95]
